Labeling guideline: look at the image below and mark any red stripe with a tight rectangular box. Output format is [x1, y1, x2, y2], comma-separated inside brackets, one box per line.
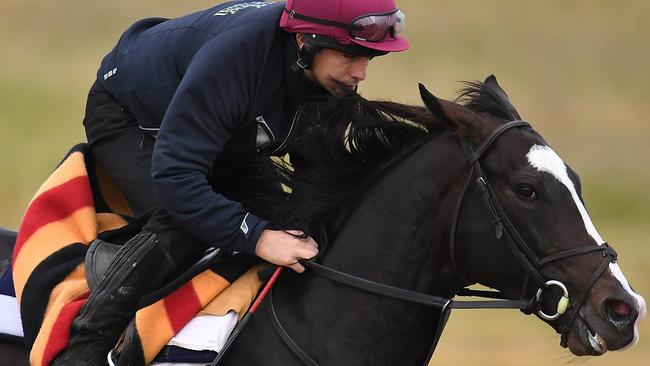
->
[163, 282, 202, 333]
[13, 176, 94, 266]
[41, 295, 88, 366]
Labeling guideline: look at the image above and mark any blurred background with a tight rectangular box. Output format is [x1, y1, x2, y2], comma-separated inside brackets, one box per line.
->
[0, 0, 647, 364]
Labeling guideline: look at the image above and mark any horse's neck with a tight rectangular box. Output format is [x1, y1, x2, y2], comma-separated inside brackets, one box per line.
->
[279, 136, 466, 364]
[324, 135, 465, 290]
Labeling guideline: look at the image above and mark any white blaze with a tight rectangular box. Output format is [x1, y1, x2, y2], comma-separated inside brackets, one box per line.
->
[526, 144, 646, 346]
[527, 145, 603, 243]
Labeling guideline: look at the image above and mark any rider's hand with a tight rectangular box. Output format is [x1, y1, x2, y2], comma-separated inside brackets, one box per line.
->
[254, 229, 319, 273]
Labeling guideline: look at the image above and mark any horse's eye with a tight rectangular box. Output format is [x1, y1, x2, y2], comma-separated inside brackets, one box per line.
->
[516, 184, 537, 201]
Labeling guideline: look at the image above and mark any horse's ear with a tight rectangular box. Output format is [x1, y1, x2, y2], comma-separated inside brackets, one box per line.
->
[418, 83, 487, 143]
[483, 75, 522, 120]
[418, 83, 456, 130]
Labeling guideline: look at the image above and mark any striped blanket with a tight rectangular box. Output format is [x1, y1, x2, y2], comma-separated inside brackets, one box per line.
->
[12, 144, 262, 366]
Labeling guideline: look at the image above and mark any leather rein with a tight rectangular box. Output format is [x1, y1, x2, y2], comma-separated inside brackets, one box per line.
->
[264, 121, 618, 365]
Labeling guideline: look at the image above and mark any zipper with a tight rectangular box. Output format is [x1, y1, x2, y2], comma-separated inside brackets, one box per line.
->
[139, 125, 160, 132]
[271, 104, 304, 155]
[256, 116, 276, 151]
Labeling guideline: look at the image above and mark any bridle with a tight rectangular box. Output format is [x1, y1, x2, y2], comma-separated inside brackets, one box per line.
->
[448, 120, 617, 329]
[233, 121, 619, 366]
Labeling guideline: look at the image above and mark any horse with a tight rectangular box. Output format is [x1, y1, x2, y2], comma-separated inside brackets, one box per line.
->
[1, 75, 646, 365]
[212, 75, 645, 365]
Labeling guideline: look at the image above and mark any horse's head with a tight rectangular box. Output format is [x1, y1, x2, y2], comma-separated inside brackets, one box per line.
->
[419, 76, 646, 356]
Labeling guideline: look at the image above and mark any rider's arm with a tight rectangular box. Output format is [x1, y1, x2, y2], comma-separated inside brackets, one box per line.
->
[151, 23, 273, 256]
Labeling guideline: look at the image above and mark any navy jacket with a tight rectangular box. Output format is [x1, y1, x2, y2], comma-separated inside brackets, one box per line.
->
[96, 1, 319, 254]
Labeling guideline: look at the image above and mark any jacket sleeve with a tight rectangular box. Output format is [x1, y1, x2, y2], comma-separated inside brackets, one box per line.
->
[151, 23, 276, 254]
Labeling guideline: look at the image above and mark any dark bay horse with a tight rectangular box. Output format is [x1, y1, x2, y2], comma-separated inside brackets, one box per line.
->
[214, 76, 645, 365]
[1, 76, 646, 365]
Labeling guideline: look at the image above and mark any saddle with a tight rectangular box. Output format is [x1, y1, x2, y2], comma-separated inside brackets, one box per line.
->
[85, 239, 226, 307]
[85, 238, 257, 366]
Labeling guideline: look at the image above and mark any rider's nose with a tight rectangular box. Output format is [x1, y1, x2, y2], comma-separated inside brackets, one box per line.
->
[350, 58, 368, 82]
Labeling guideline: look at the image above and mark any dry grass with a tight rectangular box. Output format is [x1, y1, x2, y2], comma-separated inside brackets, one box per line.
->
[0, 1, 648, 364]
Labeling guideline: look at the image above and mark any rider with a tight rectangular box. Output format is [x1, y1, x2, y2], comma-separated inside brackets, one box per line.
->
[53, 0, 408, 364]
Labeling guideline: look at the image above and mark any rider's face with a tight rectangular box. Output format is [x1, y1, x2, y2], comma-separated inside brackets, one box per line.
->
[297, 35, 370, 96]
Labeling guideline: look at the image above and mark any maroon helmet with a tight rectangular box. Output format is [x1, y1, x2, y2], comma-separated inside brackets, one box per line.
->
[280, 0, 409, 55]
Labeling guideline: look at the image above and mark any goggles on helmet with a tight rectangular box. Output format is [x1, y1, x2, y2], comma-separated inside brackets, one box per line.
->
[285, 8, 406, 43]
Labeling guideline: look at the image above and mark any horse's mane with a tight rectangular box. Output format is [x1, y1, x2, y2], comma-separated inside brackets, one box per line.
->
[238, 80, 510, 238]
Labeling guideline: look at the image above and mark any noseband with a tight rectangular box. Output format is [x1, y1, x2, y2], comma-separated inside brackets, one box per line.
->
[231, 121, 618, 366]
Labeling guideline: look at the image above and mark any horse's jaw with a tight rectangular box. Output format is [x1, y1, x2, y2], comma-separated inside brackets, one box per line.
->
[561, 315, 609, 356]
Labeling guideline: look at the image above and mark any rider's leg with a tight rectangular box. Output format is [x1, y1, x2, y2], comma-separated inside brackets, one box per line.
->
[53, 82, 212, 365]
[52, 210, 208, 366]
[83, 81, 158, 216]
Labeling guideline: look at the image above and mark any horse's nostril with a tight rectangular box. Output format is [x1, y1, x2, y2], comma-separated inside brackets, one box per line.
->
[609, 301, 632, 316]
[604, 299, 636, 327]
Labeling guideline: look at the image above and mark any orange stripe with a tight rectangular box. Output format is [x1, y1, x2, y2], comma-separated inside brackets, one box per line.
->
[29, 264, 88, 366]
[13, 208, 96, 302]
[200, 265, 263, 318]
[135, 300, 174, 363]
[190, 270, 232, 309]
[96, 212, 128, 233]
[94, 162, 133, 217]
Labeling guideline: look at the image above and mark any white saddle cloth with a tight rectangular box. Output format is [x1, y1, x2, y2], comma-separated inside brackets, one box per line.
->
[166, 311, 238, 352]
[0, 294, 23, 337]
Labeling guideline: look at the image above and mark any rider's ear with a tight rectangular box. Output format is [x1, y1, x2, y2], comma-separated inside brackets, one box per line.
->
[418, 83, 487, 144]
[295, 33, 306, 49]
[483, 75, 521, 120]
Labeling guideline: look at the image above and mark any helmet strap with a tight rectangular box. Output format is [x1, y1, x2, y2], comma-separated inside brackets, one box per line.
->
[291, 41, 319, 72]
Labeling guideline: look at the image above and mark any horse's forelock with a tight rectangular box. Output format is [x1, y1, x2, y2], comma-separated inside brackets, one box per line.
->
[456, 80, 520, 121]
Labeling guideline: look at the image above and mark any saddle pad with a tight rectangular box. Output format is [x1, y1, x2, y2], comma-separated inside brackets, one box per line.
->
[1, 271, 252, 364]
[11, 144, 262, 366]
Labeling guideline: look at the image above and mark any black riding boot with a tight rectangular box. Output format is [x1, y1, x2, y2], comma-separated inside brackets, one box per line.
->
[52, 230, 194, 366]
